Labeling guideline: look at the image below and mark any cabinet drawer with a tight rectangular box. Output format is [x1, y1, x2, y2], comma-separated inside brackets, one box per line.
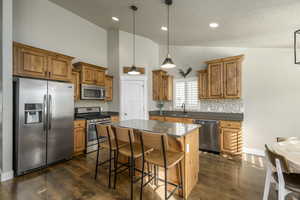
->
[74, 120, 86, 128]
[150, 116, 165, 121]
[220, 121, 241, 129]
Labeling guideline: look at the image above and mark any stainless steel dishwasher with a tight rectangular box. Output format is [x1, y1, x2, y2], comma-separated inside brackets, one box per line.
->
[194, 120, 220, 153]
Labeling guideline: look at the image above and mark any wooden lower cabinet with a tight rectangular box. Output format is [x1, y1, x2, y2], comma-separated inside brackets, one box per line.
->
[111, 116, 119, 122]
[219, 121, 242, 156]
[74, 120, 86, 155]
[149, 116, 165, 121]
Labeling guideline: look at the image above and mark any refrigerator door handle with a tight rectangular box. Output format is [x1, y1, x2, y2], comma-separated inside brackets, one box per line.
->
[43, 94, 47, 131]
[48, 94, 52, 130]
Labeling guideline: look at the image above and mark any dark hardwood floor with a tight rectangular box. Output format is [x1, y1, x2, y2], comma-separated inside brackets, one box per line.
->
[0, 151, 298, 200]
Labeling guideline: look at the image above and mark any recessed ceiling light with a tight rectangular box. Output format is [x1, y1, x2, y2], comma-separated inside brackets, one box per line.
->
[209, 22, 219, 28]
[161, 26, 168, 31]
[112, 17, 119, 22]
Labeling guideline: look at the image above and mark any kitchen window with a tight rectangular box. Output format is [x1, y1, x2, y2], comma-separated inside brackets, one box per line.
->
[174, 78, 199, 110]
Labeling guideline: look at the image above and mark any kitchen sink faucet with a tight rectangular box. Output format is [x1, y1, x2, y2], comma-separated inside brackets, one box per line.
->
[181, 103, 187, 113]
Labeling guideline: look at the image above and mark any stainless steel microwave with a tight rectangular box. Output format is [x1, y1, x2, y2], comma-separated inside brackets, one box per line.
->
[81, 84, 105, 100]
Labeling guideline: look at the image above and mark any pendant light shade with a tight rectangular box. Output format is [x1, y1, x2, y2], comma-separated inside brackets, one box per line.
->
[161, 0, 176, 69]
[128, 5, 141, 75]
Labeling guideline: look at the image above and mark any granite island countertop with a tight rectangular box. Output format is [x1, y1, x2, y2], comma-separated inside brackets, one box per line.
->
[149, 110, 243, 121]
[111, 119, 201, 138]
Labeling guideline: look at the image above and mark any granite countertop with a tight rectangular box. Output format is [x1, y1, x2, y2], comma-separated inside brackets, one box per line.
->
[111, 119, 201, 138]
[149, 110, 243, 121]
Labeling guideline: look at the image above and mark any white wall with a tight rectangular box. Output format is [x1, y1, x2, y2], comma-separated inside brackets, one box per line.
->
[13, 0, 109, 110]
[13, 0, 107, 66]
[159, 45, 300, 152]
[107, 30, 159, 112]
[0, 0, 13, 181]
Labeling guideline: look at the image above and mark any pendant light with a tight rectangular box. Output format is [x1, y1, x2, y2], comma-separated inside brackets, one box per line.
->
[161, 0, 176, 69]
[128, 5, 140, 75]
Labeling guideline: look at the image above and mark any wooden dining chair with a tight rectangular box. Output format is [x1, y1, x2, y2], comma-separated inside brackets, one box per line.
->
[139, 131, 184, 200]
[276, 137, 300, 142]
[95, 124, 128, 188]
[113, 127, 153, 200]
[263, 144, 300, 200]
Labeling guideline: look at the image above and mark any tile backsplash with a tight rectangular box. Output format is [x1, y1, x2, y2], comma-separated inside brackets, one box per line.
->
[75, 100, 108, 111]
[162, 99, 244, 113]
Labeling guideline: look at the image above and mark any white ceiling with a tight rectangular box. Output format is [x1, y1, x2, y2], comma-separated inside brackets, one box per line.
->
[49, 0, 300, 48]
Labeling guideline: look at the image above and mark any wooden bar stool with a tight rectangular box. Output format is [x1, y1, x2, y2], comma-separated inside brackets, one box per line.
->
[113, 127, 153, 200]
[94, 124, 127, 188]
[139, 131, 184, 200]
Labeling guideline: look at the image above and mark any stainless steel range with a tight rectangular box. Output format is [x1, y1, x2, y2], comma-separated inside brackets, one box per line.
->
[75, 107, 111, 153]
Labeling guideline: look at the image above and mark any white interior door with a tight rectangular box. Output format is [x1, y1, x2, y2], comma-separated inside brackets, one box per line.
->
[121, 79, 146, 120]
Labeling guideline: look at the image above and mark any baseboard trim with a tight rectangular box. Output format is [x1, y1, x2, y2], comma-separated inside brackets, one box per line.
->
[0, 170, 14, 182]
[243, 147, 265, 156]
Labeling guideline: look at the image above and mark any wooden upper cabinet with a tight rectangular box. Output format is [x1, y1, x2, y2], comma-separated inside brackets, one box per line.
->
[152, 70, 173, 101]
[162, 75, 173, 101]
[71, 70, 80, 100]
[202, 55, 244, 99]
[13, 42, 74, 82]
[48, 55, 72, 82]
[208, 62, 223, 98]
[105, 75, 113, 101]
[198, 70, 208, 99]
[223, 57, 242, 99]
[14, 43, 48, 79]
[74, 62, 107, 86]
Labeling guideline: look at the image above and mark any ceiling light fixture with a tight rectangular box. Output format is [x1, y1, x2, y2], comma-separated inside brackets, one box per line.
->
[161, 26, 168, 31]
[161, 0, 176, 69]
[128, 5, 141, 75]
[112, 17, 119, 22]
[209, 22, 219, 28]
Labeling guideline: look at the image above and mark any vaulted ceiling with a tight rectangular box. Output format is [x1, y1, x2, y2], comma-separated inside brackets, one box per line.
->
[50, 0, 300, 48]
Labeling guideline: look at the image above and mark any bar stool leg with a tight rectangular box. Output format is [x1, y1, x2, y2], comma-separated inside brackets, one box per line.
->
[140, 157, 145, 200]
[146, 162, 150, 183]
[95, 144, 100, 180]
[130, 157, 135, 200]
[108, 149, 112, 188]
[179, 161, 184, 197]
[113, 150, 119, 189]
[165, 167, 168, 200]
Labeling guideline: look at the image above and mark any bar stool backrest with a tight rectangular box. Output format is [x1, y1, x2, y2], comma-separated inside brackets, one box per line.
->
[140, 131, 168, 165]
[114, 126, 135, 144]
[276, 137, 300, 142]
[96, 124, 114, 139]
[264, 144, 290, 173]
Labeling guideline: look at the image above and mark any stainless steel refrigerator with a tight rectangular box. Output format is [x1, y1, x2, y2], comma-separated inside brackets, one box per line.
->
[13, 78, 74, 176]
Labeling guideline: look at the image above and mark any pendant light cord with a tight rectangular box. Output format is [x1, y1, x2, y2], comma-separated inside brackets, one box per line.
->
[133, 7, 136, 66]
[167, 4, 170, 56]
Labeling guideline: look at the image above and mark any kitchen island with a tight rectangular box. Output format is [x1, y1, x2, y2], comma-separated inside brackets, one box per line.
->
[112, 119, 201, 199]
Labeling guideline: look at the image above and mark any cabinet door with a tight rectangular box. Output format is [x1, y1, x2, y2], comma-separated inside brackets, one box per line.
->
[149, 116, 165, 121]
[105, 76, 113, 101]
[220, 128, 240, 154]
[198, 70, 208, 99]
[223, 60, 241, 98]
[14, 46, 48, 79]
[208, 62, 223, 98]
[74, 128, 85, 153]
[81, 66, 96, 85]
[95, 69, 105, 86]
[152, 72, 160, 100]
[162, 75, 173, 101]
[48, 56, 72, 82]
[71, 71, 80, 100]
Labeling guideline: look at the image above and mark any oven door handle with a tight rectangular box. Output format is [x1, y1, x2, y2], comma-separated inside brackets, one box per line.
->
[89, 121, 111, 125]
